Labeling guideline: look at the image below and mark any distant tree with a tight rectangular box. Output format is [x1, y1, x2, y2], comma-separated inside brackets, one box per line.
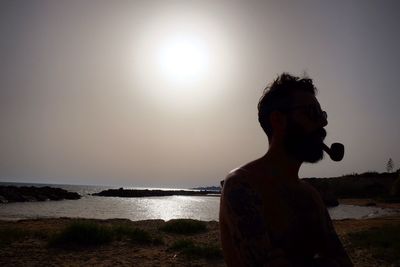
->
[386, 158, 394, 173]
[390, 176, 400, 197]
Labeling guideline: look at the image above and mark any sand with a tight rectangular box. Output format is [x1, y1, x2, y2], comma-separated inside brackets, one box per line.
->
[0, 218, 224, 267]
[0, 201, 399, 267]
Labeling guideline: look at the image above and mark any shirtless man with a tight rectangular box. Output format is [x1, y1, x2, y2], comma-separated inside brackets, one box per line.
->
[219, 73, 353, 267]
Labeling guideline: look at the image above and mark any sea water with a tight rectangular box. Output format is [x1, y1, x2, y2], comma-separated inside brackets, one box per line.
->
[0, 183, 397, 221]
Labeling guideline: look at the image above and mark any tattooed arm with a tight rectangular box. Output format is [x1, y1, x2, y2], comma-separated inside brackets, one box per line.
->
[220, 174, 291, 267]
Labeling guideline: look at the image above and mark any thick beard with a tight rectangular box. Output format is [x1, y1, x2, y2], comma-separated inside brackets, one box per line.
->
[284, 122, 326, 163]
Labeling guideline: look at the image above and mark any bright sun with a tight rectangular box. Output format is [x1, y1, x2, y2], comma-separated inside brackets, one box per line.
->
[133, 18, 232, 110]
[157, 36, 209, 86]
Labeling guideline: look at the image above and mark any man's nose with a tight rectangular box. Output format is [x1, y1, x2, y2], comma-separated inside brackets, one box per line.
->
[318, 111, 328, 127]
[320, 113, 328, 127]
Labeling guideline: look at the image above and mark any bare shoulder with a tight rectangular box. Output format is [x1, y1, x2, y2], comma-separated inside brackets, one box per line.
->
[221, 167, 264, 209]
[222, 168, 252, 194]
[226, 167, 248, 180]
[220, 167, 278, 266]
[223, 157, 270, 185]
[299, 179, 318, 192]
[222, 163, 263, 192]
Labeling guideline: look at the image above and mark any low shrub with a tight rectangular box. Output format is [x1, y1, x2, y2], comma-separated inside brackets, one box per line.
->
[160, 219, 207, 235]
[48, 221, 113, 248]
[348, 224, 400, 264]
[0, 227, 27, 247]
[49, 221, 163, 248]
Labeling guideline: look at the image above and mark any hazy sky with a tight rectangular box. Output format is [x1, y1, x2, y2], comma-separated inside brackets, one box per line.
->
[1, 0, 399, 187]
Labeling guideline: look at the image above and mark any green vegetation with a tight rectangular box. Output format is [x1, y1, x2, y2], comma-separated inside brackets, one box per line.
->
[0, 226, 49, 247]
[48, 220, 163, 248]
[348, 224, 400, 265]
[160, 219, 207, 235]
[48, 221, 113, 248]
[170, 239, 222, 259]
[390, 176, 400, 197]
[305, 171, 399, 200]
[0, 227, 27, 247]
[386, 158, 394, 173]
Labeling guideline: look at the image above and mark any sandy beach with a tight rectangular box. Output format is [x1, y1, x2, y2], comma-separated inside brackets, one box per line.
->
[1, 206, 399, 267]
[0, 218, 224, 267]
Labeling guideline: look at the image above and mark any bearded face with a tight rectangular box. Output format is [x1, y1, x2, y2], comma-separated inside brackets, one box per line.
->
[284, 117, 327, 163]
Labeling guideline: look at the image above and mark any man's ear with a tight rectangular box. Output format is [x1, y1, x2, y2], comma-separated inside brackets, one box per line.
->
[270, 111, 287, 135]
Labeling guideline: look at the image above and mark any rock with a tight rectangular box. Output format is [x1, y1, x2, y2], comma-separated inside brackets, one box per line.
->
[93, 188, 220, 198]
[0, 186, 81, 203]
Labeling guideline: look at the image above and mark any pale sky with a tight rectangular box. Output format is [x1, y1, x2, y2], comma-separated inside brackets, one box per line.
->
[1, 0, 399, 188]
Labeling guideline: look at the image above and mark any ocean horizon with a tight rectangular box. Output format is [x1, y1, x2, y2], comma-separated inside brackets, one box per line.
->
[0, 182, 397, 222]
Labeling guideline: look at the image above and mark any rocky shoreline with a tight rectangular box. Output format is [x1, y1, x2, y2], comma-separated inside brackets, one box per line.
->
[93, 188, 220, 198]
[0, 186, 81, 203]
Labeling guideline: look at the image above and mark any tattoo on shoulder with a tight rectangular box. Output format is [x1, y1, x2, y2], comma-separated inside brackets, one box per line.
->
[226, 181, 266, 238]
[224, 180, 272, 265]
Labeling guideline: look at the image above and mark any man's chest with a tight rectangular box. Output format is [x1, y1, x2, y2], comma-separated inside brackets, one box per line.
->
[259, 182, 326, 249]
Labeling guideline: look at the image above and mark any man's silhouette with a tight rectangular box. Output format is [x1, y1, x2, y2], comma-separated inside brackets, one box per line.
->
[219, 73, 353, 267]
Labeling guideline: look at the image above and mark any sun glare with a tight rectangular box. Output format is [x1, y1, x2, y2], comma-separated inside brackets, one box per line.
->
[157, 36, 209, 85]
[133, 14, 235, 110]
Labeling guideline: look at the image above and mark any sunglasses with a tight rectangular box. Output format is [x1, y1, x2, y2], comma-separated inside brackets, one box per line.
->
[280, 104, 327, 122]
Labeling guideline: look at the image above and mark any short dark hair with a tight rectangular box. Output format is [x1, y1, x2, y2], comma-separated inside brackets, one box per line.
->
[258, 73, 317, 140]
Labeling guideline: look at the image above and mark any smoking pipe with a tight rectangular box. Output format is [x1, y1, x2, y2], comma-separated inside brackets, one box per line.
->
[322, 143, 344, 162]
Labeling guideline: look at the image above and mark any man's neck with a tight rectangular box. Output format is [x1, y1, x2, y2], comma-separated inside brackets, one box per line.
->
[263, 143, 302, 183]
